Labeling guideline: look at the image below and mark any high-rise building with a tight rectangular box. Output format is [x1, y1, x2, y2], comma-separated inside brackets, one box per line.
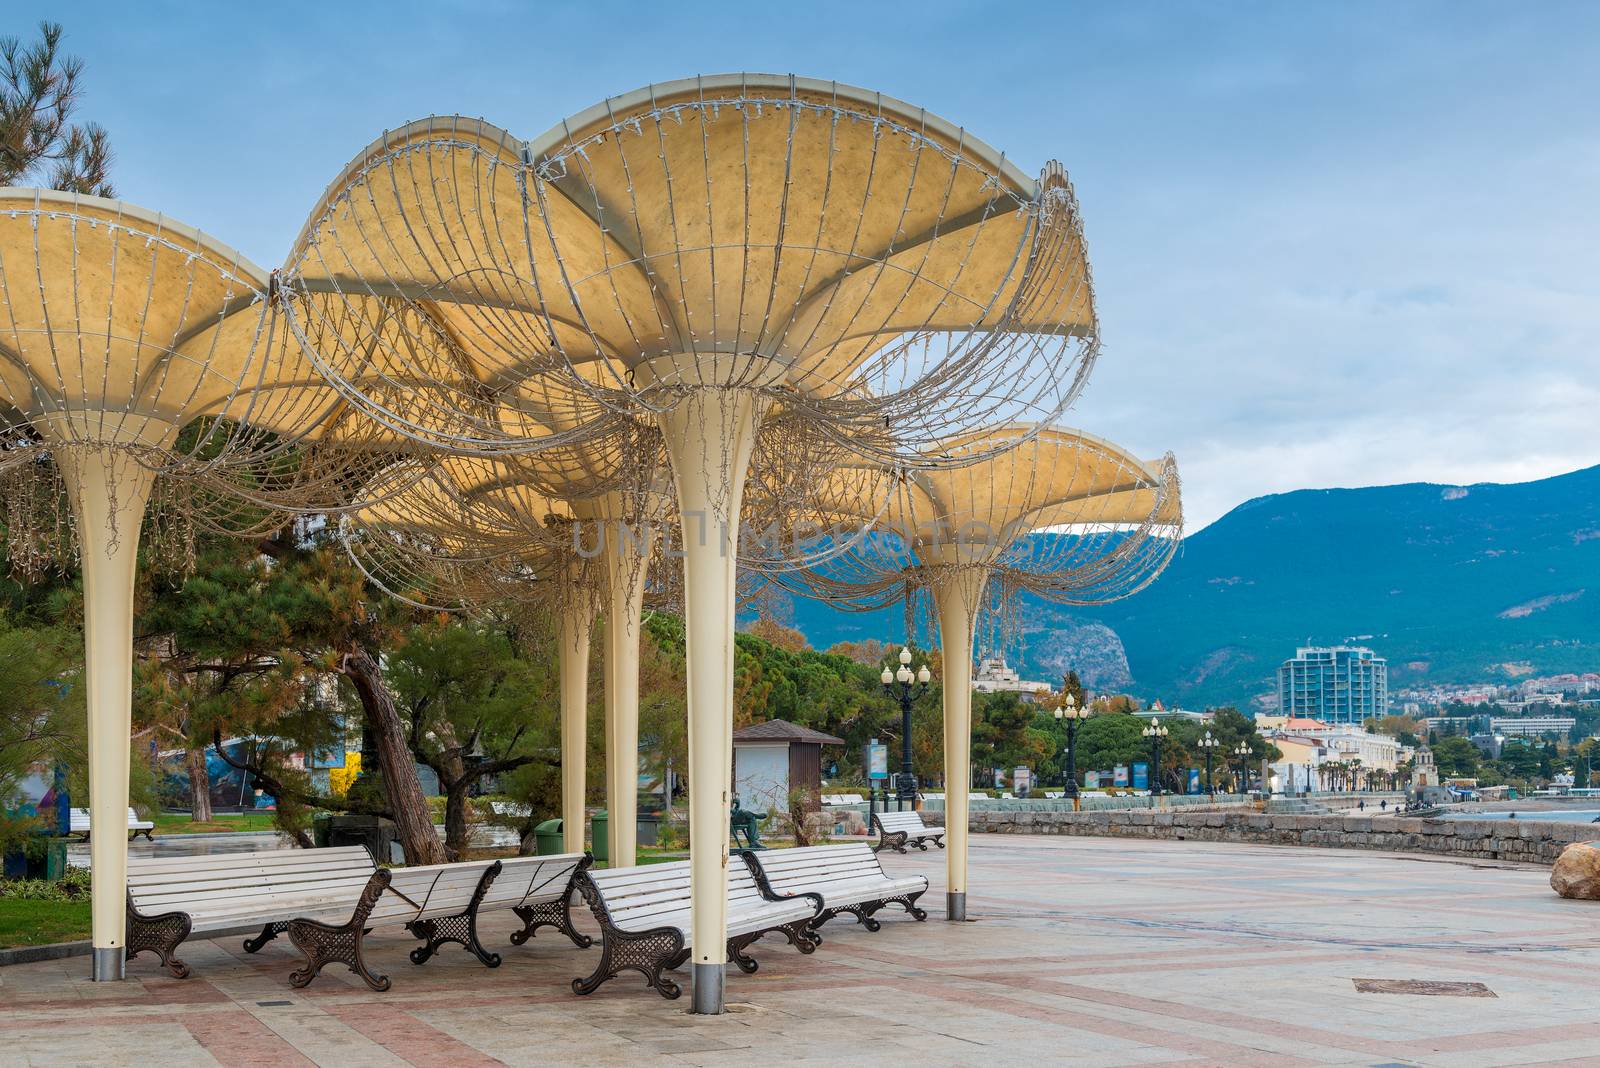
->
[1277, 646, 1388, 724]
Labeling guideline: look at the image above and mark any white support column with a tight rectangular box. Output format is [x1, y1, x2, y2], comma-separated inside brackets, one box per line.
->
[557, 578, 595, 855]
[932, 565, 987, 923]
[655, 383, 768, 1016]
[603, 520, 650, 869]
[57, 446, 158, 981]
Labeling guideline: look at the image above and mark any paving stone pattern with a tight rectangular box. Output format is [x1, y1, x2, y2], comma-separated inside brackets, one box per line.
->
[3, 835, 1598, 1066]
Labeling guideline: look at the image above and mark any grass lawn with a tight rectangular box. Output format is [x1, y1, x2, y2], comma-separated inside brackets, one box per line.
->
[150, 811, 279, 835]
[0, 899, 91, 948]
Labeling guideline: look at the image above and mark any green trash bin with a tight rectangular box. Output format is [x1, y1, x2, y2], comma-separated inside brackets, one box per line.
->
[534, 818, 564, 855]
[591, 810, 608, 864]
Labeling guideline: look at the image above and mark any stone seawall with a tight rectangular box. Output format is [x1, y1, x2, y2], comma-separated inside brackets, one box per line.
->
[966, 809, 1598, 865]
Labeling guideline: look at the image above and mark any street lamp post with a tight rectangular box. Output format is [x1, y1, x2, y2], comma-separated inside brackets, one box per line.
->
[1197, 730, 1219, 795]
[1054, 692, 1087, 811]
[881, 647, 931, 811]
[1234, 742, 1252, 796]
[1141, 717, 1169, 796]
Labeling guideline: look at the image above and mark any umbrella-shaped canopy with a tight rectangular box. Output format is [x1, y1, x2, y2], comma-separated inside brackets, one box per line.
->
[279, 75, 1107, 1014]
[282, 73, 1099, 466]
[788, 423, 1182, 611]
[0, 189, 402, 980]
[776, 422, 1180, 927]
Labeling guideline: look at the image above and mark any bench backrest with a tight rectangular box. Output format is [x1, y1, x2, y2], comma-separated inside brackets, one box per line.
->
[361, 852, 589, 928]
[481, 853, 585, 909]
[127, 847, 377, 928]
[874, 810, 933, 834]
[586, 860, 766, 931]
[743, 843, 882, 894]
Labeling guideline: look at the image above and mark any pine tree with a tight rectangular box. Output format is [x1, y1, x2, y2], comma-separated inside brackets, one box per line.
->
[0, 22, 113, 195]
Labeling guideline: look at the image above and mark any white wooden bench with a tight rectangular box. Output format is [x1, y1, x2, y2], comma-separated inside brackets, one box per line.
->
[127, 846, 379, 978]
[571, 859, 820, 999]
[872, 809, 947, 853]
[70, 806, 154, 840]
[739, 843, 928, 937]
[286, 851, 590, 991]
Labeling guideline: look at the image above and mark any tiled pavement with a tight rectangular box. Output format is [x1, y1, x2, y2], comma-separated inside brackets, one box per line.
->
[4, 835, 1598, 1066]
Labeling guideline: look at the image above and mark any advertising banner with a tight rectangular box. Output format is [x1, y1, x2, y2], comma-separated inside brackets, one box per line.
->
[867, 742, 888, 780]
[1187, 767, 1202, 794]
[1132, 762, 1149, 790]
[1114, 765, 1129, 787]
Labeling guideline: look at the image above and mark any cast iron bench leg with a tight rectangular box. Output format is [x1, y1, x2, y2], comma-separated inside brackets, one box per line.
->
[288, 869, 392, 992]
[570, 870, 685, 999]
[881, 888, 929, 921]
[242, 922, 287, 954]
[126, 893, 193, 979]
[408, 860, 504, 968]
[873, 830, 909, 854]
[728, 931, 763, 974]
[510, 859, 595, 950]
[777, 919, 819, 953]
[572, 926, 685, 999]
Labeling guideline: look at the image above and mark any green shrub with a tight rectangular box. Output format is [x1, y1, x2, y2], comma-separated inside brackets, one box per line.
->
[0, 865, 90, 901]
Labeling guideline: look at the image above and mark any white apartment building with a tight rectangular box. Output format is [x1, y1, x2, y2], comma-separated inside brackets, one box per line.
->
[1489, 716, 1576, 739]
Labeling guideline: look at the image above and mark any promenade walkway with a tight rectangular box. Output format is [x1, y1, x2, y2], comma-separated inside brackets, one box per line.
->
[2, 835, 1596, 1066]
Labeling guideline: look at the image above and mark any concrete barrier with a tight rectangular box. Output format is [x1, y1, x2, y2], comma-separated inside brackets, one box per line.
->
[966, 809, 1598, 865]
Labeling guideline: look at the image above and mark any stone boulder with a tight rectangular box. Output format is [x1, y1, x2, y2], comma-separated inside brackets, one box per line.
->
[1550, 841, 1600, 899]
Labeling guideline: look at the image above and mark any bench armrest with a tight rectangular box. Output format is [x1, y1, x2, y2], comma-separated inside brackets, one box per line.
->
[734, 849, 824, 917]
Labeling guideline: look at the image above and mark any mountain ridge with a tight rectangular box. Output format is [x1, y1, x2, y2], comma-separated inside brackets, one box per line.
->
[785, 463, 1600, 707]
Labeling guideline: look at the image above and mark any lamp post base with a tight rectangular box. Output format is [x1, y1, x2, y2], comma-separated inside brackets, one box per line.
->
[691, 962, 725, 1014]
[91, 946, 124, 981]
[946, 891, 966, 921]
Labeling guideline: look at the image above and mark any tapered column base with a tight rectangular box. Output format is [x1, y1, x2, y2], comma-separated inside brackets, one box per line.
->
[691, 962, 725, 1014]
[946, 891, 966, 921]
[91, 946, 125, 981]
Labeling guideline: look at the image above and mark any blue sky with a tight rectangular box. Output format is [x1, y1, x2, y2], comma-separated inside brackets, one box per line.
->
[13, 1, 1598, 528]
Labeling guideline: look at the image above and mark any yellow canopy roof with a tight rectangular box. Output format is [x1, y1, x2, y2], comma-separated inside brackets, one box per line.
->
[0, 189, 366, 454]
[284, 74, 1100, 459]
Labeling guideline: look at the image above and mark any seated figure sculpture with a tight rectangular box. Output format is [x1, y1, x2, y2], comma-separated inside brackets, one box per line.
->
[730, 797, 768, 850]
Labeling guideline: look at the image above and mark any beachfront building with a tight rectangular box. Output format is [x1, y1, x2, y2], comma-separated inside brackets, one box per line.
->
[1278, 646, 1389, 725]
[1264, 718, 1400, 794]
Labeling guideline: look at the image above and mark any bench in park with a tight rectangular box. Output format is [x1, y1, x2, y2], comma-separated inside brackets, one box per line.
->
[820, 793, 865, 806]
[286, 852, 589, 990]
[126, 846, 590, 990]
[872, 809, 947, 853]
[571, 858, 820, 1000]
[739, 843, 928, 936]
[69, 806, 153, 841]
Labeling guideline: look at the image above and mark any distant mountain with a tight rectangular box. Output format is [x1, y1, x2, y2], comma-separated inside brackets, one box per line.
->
[785, 464, 1600, 708]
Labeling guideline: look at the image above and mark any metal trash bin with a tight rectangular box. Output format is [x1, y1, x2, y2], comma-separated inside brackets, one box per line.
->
[326, 814, 399, 865]
[591, 810, 608, 863]
[534, 818, 564, 855]
[636, 813, 661, 846]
